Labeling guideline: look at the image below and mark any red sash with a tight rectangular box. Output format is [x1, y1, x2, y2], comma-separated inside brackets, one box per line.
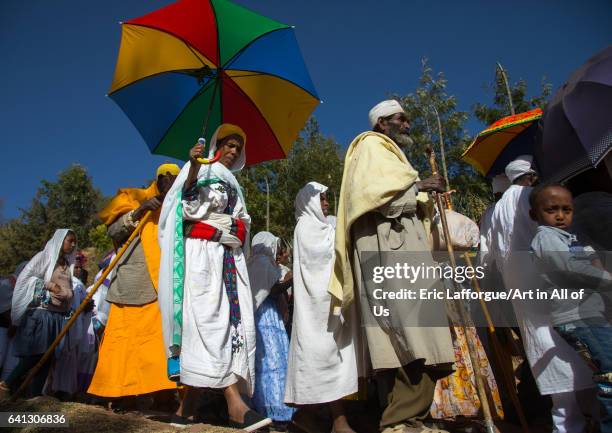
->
[187, 220, 246, 245]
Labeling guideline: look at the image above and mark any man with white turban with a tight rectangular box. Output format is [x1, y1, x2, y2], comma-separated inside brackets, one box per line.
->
[490, 156, 595, 433]
[490, 155, 538, 268]
[329, 100, 455, 432]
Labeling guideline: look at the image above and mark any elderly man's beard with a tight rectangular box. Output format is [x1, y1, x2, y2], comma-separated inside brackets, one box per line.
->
[387, 123, 414, 147]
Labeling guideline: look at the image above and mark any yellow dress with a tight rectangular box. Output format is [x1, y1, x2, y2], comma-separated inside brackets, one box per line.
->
[88, 302, 175, 397]
[88, 183, 176, 397]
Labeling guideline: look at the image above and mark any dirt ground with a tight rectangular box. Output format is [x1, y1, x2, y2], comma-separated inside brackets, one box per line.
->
[0, 397, 236, 433]
[0, 396, 550, 433]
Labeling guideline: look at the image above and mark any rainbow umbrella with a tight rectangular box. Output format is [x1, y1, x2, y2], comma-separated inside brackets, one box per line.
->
[109, 0, 320, 165]
[462, 108, 542, 178]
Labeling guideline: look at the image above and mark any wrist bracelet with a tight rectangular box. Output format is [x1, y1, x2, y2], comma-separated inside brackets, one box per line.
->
[126, 210, 138, 228]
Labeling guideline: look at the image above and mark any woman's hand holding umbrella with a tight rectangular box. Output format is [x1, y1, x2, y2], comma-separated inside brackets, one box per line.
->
[184, 141, 207, 192]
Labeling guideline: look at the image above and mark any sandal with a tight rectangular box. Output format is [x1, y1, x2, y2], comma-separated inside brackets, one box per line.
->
[228, 410, 272, 432]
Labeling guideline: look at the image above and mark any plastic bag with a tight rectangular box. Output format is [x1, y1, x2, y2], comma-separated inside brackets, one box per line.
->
[433, 209, 480, 250]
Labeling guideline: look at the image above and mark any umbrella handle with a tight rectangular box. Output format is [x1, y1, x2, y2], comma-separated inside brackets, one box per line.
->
[195, 137, 222, 165]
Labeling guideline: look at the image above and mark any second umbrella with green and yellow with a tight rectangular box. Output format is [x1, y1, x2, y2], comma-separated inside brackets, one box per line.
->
[462, 108, 542, 178]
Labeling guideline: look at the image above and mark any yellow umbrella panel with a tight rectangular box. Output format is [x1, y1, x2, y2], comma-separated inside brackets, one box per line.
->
[462, 109, 542, 177]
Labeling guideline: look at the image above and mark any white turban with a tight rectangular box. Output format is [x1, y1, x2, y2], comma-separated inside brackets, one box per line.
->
[368, 100, 405, 128]
[505, 155, 536, 183]
[492, 174, 511, 194]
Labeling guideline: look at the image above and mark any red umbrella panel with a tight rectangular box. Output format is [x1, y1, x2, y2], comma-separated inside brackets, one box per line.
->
[109, 0, 321, 166]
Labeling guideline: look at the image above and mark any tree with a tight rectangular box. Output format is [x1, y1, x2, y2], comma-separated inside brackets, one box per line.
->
[88, 223, 114, 257]
[473, 65, 552, 126]
[395, 59, 491, 220]
[464, 66, 552, 218]
[238, 118, 344, 241]
[0, 165, 105, 274]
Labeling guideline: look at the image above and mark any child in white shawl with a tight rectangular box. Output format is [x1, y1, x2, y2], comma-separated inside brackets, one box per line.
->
[285, 182, 357, 433]
[248, 231, 295, 430]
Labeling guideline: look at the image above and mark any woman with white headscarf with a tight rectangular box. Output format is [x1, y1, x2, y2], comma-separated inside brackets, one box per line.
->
[158, 124, 270, 431]
[248, 231, 295, 430]
[0, 229, 78, 397]
[285, 182, 358, 433]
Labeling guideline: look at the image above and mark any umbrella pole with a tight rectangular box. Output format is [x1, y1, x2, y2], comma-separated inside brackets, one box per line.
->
[195, 77, 222, 165]
[426, 148, 496, 433]
[200, 76, 220, 144]
[10, 211, 152, 401]
[463, 253, 531, 433]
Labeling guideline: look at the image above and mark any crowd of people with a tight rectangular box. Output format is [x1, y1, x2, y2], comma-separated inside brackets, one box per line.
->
[0, 99, 610, 433]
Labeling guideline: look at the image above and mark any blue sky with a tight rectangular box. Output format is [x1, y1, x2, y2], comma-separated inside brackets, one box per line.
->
[1, 0, 610, 220]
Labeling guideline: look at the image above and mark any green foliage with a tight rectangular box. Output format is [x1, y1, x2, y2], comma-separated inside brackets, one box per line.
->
[88, 224, 114, 259]
[238, 118, 344, 241]
[464, 65, 552, 218]
[473, 67, 552, 125]
[0, 165, 104, 275]
[395, 59, 491, 221]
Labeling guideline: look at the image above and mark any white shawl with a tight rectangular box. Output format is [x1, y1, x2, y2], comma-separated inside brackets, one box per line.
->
[294, 182, 335, 296]
[247, 231, 281, 310]
[11, 229, 75, 325]
[158, 124, 247, 358]
[490, 185, 537, 272]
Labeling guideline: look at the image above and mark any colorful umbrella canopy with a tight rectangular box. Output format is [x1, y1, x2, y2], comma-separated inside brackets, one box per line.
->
[536, 46, 612, 182]
[109, 0, 320, 166]
[462, 108, 542, 178]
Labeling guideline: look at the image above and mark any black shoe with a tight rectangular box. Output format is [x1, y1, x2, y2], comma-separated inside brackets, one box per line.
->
[273, 421, 290, 432]
[228, 410, 272, 432]
[170, 414, 194, 428]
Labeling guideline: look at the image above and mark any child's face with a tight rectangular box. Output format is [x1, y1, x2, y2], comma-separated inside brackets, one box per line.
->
[276, 247, 289, 265]
[531, 187, 574, 230]
[62, 233, 77, 255]
[320, 193, 330, 217]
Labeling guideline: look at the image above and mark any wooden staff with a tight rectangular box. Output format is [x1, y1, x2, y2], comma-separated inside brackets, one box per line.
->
[463, 253, 530, 433]
[11, 211, 152, 401]
[426, 147, 496, 433]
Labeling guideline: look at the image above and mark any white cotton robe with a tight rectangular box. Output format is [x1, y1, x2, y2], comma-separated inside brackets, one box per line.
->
[492, 185, 594, 395]
[180, 184, 256, 391]
[247, 232, 281, 310]
[285, 182, 358, 405]
[478, 204, 495, 267]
